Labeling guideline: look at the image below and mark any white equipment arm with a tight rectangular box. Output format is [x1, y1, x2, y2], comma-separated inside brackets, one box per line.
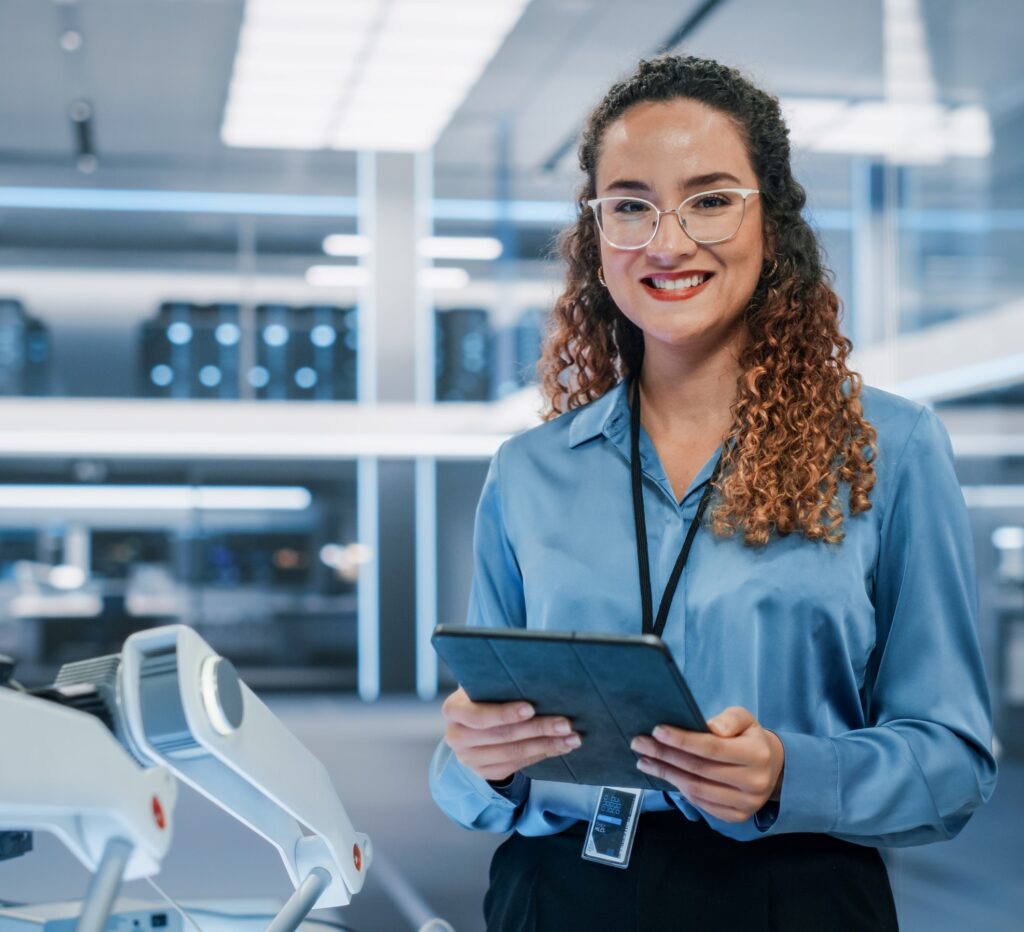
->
[0, 688, 177, 932]
[117, 625, 371, 912]
[0, 688, 175, 878]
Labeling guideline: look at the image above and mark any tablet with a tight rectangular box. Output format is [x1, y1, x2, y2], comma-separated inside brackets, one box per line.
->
[431, 625, 707, 792]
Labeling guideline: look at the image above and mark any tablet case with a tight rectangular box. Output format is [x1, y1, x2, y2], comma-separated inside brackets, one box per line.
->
[432, 625, 708, 792]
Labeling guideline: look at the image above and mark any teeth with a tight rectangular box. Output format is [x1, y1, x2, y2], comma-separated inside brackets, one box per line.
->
[649, 274, 708, 290]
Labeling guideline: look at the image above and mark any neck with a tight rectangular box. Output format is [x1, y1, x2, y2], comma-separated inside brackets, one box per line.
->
[636, 330, 745, 434]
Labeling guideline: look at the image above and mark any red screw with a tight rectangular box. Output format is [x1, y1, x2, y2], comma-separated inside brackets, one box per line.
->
[353, 844, 362, 872]
[152, 796, 166, 830]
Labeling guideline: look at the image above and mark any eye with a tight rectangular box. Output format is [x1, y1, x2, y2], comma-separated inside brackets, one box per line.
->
[690, 192, 734, 211]
[610, 198, 653, 216]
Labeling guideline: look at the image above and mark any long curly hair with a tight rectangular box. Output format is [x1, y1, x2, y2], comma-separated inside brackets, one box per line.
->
[539, 56, 876, 545]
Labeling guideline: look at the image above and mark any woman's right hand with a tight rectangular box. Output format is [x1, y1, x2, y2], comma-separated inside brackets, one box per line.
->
[441, 687, 582, 783]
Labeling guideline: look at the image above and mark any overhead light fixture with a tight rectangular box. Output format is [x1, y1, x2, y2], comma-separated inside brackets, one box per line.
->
[781, 99, 992, 163]
[418, 236, 502, 260]
[306, 265, 370, 288]
[306, 264, 468, 289]
[0, 485, 313, 511]
[221, 0, 533, 152]
[322, 234, 370, 257]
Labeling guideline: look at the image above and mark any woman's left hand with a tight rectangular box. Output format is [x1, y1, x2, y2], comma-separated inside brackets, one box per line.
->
[630, 706, 785, 823]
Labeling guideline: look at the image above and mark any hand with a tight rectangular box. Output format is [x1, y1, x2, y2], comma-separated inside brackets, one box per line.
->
[630, 706, 785, 823]
[442, 687, 582, 783]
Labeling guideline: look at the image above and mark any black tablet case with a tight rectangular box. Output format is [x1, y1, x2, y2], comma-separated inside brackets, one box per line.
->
[432, 625, 707, 792]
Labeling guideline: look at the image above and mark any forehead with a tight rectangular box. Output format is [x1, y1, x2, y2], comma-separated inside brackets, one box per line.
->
[595, 98, 754, 189]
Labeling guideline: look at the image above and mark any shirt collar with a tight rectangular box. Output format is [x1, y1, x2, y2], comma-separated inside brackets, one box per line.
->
[567, 380, 630, 448]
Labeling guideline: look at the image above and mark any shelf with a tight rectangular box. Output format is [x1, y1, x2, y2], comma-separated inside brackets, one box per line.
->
[0, 389, 542, 461]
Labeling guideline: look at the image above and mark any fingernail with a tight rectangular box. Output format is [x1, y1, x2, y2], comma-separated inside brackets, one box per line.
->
[518, 704, 533, 719]
[653, 726, 669, 741]
[563, 734, 581, 749]
[554, 719, 572, 735]
[637, 758, 653, 772]
[630, 738, 643, 752]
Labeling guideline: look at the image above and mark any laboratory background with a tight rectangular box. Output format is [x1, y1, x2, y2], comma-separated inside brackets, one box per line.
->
[0, 0, 1022, 929]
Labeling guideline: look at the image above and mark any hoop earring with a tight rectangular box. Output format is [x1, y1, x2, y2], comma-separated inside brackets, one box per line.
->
[597, 266, 607, 288]
[764, 257, 779, 280]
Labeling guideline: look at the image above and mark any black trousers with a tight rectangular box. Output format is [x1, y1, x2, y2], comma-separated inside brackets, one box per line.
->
[484, 812, 898, 931]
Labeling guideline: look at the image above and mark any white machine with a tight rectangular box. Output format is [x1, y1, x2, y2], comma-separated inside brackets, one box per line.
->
[0, 687, 177, 932]
[1, 625, 372, 932]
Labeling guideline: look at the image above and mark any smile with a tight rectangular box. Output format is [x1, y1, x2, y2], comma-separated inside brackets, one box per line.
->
[640, 272, 714, 301]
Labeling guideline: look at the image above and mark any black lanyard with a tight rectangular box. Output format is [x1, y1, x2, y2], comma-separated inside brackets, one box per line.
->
[630, 378, 722, 638]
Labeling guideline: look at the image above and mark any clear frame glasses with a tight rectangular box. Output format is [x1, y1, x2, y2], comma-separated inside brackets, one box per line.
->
[586, 187, 761, 249]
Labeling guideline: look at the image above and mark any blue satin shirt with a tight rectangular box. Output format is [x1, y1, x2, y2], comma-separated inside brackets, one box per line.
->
[429, 381, 997, 846]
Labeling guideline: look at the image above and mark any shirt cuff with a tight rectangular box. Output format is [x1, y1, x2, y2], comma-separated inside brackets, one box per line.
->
[755, 730, 838, 835]
[488, 771, 530, 806]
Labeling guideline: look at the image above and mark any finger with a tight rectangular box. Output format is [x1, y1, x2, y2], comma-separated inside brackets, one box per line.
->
[637, 757, 757, 811]
[647, 724, 757, 764]
[447, 715, 574, 750]
[460, 733, 581, 771]
[477, 751, 551, 783]
[443, 689, 534, 729]
[631, 738, 771, 794]
[707, 706, 757, 738]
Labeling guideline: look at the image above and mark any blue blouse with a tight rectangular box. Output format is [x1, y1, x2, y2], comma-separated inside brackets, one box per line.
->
[429, 381, 997, 846]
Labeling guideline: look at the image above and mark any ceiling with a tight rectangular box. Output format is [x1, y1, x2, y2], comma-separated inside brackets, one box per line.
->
[0, 0, 1021, 280]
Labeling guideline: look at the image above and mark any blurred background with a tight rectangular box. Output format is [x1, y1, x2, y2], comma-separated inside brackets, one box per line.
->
[0, 0, 1022, 929]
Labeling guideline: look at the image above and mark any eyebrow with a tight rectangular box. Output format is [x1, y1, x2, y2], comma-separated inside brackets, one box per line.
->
[603, 171, 744, 194]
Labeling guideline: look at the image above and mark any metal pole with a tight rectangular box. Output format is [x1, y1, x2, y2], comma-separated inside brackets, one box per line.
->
[76, 837, 133, 932]
[265, 867, 332, 932]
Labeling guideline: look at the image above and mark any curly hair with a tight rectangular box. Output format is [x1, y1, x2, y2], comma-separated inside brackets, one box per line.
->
[539, 56, 876, 545]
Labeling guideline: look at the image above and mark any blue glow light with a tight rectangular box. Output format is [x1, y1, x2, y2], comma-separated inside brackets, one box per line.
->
[247, 366, 270, 388]
[310, 324, 337, 348]
[263, 324, 289, 347]
[215, 322, 241, 347]
[294, 366, 318, 389]
[150, 364, 173, 387]
[199, 365, 222, 388]
[166, 322, 193, 345]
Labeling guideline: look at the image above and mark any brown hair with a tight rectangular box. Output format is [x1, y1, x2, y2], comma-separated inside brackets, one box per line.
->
[539, 56, 876, 545]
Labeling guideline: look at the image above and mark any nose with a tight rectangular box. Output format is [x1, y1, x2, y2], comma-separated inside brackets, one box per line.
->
[646, 208, 697, 261]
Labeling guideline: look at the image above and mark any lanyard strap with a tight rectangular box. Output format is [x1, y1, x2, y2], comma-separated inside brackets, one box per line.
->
[630, 378, 721, 638]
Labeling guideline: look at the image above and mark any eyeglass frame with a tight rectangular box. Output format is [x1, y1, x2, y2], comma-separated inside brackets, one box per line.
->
[585, 187, 761, 249]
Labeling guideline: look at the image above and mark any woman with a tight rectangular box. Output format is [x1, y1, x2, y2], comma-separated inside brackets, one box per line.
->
[429, 56, 996, 931]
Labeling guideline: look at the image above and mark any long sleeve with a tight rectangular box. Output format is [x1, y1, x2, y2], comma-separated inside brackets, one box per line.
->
[744, 407, 997, 846]
[429, 446, 532, 832]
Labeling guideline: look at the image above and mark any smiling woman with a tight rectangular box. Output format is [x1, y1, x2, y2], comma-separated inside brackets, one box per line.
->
[429, 56, 996, 932]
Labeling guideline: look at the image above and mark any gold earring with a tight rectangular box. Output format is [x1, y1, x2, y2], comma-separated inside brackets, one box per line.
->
[597, 266, 607, 288]
[764, 258, 779, 279]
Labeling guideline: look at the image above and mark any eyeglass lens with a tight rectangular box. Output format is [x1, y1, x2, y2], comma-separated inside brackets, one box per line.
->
[595, 191, 748, 248]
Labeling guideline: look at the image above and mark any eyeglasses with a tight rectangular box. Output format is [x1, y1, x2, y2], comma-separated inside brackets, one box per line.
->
[586, 187, 760, 249]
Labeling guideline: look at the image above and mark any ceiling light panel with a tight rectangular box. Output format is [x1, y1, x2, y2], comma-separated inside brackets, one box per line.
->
[223, 0, 532, 153]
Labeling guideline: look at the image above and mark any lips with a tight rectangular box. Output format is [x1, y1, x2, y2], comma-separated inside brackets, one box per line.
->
[640, 271, 714, 301]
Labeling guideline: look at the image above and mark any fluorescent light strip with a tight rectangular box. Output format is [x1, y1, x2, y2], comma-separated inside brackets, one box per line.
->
[0, 431, 509, 459]
[419, 236, 502, 260]
[0, 485, 312, 511]
[306, 265, 468, 289]
[323, 234, 370, 257]
[895, 352, 1024, 402]
[223, 0, 533, 152]
[781, 98, 993, 163]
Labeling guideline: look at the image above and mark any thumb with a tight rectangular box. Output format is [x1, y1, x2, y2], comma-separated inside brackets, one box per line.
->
[708, 706, 756, 737]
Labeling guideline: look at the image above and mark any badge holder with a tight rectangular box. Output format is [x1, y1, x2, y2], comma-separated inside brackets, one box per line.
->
[581, 786, 641, 869]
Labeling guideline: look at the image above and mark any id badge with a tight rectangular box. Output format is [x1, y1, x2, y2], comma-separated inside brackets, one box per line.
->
[581, 786, 641, 869]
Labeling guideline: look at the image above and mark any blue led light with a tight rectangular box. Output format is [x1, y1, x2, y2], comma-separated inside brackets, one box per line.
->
[263, 324, 289, 347]
[248, 366, 270, 388]
[294, 367, 318, 389]
[166, 322, 193, 345]
[199, 365, 222, 388]
[150, 364, 173, 387]
[215, 322, 241, 347]
[310, 324, 337, 348]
